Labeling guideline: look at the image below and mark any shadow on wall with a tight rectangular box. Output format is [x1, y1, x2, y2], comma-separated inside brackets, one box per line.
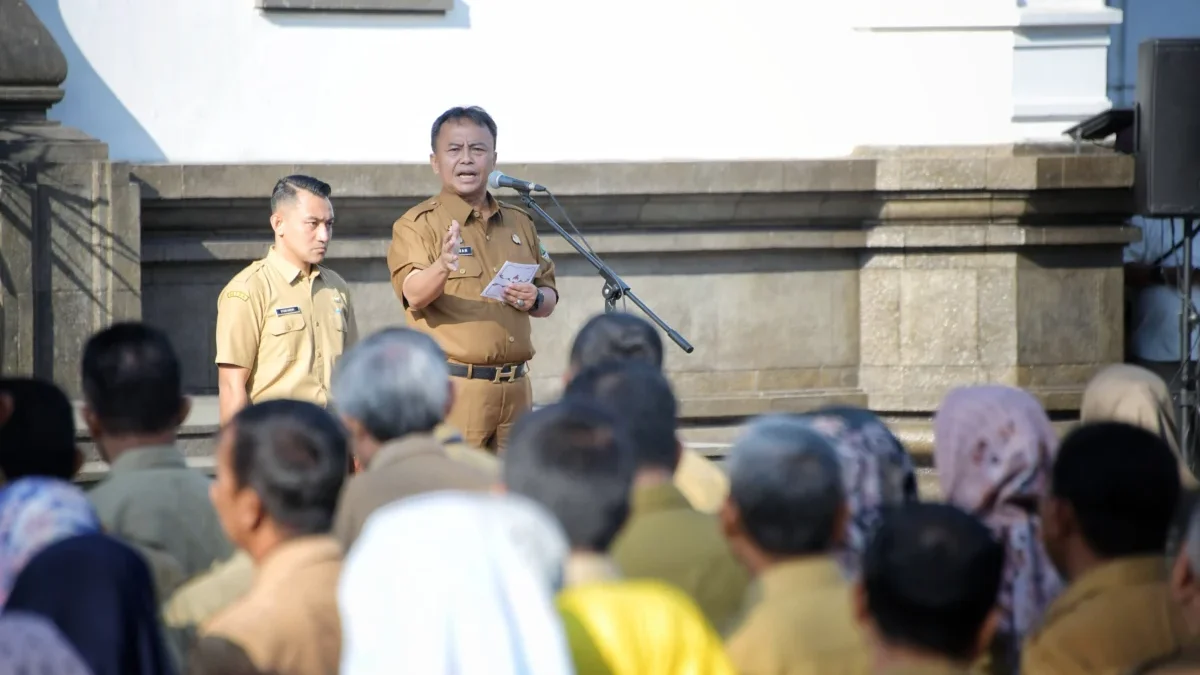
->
[260, 0, 471, 30]
[29, 0, 166, 162]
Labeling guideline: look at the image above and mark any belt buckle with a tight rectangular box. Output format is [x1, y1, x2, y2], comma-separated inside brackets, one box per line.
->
[493, 365, 519, 383]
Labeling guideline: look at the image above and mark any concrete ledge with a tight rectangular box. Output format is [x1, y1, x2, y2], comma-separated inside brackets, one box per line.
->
[256, 0, 451, 11]
[130, 155, 1134, 201]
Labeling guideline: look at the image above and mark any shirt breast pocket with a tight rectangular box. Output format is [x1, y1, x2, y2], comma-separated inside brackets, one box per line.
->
[445, 258, 484, 295]
[265, 314, 307, 364]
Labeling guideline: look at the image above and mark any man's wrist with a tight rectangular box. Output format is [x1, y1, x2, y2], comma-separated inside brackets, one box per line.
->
[531, 289, 544, 312]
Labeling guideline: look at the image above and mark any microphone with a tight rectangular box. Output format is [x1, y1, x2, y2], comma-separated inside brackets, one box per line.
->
[488, 170, 547, 193]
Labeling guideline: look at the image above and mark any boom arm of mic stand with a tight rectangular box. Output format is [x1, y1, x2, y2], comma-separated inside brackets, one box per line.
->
[515, 190, 695, 354]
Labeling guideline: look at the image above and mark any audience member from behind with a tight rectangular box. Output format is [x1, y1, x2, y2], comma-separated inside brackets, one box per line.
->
[1081, 363, 1197, 487]
[339, 492, 574, 675]
[855, 502, 1005, 675]
[0, 378, 81, 482]
[190, 400, 348, 675]
[0, 478, 100, 607]
[565, 361, 750, 634]
[4, 532, 178, 675]
[933, 385, 1062, 674]
[722, 414, 870, 675]
[1022, 422, 1186, 675]
[800, 406, 918, 578]
[1140, 496, 1200, 673]
[330, 327, 495, 548]
[82, 323, 233, 578]
[566, 312, 727, 514]
[504, 398, 635, 586]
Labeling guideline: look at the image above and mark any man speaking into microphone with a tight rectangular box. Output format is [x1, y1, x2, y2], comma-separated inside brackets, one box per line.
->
[387, 106, 559, 452]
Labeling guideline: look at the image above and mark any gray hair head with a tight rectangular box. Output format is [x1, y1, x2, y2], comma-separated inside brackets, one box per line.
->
[331, 328, 449, 442]
[728, 413, 845, 556]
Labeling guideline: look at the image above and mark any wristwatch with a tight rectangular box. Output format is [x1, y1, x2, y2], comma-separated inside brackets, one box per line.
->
[530, 289, 544, 312]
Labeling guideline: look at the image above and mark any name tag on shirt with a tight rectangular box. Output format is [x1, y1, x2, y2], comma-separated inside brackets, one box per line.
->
[275, 306, 301, 316]
[457, 246, 473, 256]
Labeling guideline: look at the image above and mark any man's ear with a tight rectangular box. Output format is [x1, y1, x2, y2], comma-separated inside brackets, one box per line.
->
[429, 153, 439, 175]
[829, 499, 850, 548]
[269, 212, 285, 236]
[718, 497, 741, 542]
[81, 404, 103, 440]
[1172, 551, 1197, 603]
[851, 581, 871, 628]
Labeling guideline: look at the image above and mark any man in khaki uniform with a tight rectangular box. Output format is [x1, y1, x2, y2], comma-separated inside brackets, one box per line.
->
[387, 106, 558, 451]
[216, 174, 358, 424]
[1023, 423, 1186, 675]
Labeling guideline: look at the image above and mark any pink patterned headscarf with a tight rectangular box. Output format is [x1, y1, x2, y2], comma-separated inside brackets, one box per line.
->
[933, 385, 1062, 647]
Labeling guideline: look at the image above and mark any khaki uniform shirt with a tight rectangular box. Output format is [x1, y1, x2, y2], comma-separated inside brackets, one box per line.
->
[675, 449, 730, 515]
[216, 246, 357, 407]
[726, 557, 870, 675]
[610, 482, 751, 636]
[1021, 556, 1191, 675]
[332, 432, 495, 548]
[386, 190, 557, 366]
[565, 552, 623, 589]
[191, 536, 342, 675]
[163, 550, 254, 634]
[87, 444, 233, 579]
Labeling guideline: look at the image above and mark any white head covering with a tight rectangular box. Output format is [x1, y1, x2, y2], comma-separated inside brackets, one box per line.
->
[339, 490, 575, 675]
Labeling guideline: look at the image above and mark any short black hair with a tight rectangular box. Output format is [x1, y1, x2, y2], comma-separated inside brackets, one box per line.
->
[568, 312, 664, 372]
[564, 361, 679, 472]
[728, 415, 845, 556]
[504, 399, 635, 552]
[229, 399, 348, 536]
[270, 175, 332, 214]
[430, 106, 498, 151]
[81, 322, 184, 435]
[863, 502, 1004, 662]
[1052, 422, 1180, 558]
[0, 378, 77, 480]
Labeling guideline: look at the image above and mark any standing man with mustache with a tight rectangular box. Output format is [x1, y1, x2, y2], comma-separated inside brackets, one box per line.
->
[215, 174, 359, 424]
[388, 106, 559, 452]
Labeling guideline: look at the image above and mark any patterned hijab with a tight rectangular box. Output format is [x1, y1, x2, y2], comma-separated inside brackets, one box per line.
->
[0, 477, 100, 608]
[798, 407, 918, 576]
[933, 385, 1062, 646]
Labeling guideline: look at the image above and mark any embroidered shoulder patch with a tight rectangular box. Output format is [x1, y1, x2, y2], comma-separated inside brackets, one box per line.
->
[539, 242, 551, 261]
[225, 290, 250, 302]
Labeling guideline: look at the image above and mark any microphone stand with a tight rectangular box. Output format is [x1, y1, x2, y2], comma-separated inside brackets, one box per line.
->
[1180, 217, 1198, 471]
[514, 189, 694, 354]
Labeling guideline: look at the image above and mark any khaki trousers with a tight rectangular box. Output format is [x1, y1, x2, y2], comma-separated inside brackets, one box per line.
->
[445, 375, 533, 453]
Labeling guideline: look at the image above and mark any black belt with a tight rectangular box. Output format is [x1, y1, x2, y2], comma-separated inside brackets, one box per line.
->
[447, 362, 528, 383]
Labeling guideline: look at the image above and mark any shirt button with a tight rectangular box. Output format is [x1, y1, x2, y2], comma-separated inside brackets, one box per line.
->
[473, 210, 481, 219]
[493, 267, 497, 272]
[486, 235, 491, 241]
[508, 336, 515, 343]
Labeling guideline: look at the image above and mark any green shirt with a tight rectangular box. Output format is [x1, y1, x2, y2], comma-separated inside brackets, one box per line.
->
[610, 482, 751, 635]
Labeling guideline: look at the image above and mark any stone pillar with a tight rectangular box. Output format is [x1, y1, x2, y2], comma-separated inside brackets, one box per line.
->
[0, 0, 140, 396]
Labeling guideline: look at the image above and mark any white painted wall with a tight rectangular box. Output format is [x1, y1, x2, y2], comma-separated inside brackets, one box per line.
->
[30, 0, 1116, 163]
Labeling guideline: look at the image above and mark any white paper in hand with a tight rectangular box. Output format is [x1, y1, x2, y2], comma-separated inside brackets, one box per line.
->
[481, 261, 540, 301]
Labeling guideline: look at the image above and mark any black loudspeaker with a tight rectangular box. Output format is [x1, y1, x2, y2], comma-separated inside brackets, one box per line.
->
[1135, 38, 1200, 217]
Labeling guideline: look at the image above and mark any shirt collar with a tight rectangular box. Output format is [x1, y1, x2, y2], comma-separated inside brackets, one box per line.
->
[629, 482, 693, 516]
[367, 432, 446, 471]
[758, 556, 846, 596]
[437, 189, 499, 228]
[564, 552, 623, 588]
[1040, 555, 1169, 626]
[108, 444, 188, 474]
[256, 535, 342, 588]
[265, 246, 319, 285]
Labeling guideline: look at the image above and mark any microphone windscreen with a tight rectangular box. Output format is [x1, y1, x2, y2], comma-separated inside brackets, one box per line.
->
[488, 170, 505, 190]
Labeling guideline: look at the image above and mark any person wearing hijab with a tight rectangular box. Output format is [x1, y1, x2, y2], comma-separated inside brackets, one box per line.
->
[933, 385, 1062, 675]
[3, 532, 177, 675]
[0, 611, 91, 675]
[0, 477, 100, 608]
[1081, 363, 1198, 487]
[339, 491, 574, 675]
[797, 406, 918, 577]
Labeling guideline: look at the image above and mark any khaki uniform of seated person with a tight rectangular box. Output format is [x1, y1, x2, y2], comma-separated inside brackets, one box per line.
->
[1022, 423, 1188, 675]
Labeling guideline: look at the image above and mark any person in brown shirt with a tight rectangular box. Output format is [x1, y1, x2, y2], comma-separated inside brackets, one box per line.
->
[720, 415, 870, 675]
[566, 360, 750, 635]
[216, 175, 358, 424]
[853, 502, 1005, 675]
[1023, 422, 1187, 675]
[190, 399, 348, 675]
[387, 106, 558, 451]
[329, 327, 495, 549]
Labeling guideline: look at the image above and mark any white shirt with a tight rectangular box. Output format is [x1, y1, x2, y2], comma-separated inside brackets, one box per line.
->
[1125, 216, 1200, 362]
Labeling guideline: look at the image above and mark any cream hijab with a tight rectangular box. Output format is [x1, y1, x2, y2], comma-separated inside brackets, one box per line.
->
[1080, 364, 1195, 486]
